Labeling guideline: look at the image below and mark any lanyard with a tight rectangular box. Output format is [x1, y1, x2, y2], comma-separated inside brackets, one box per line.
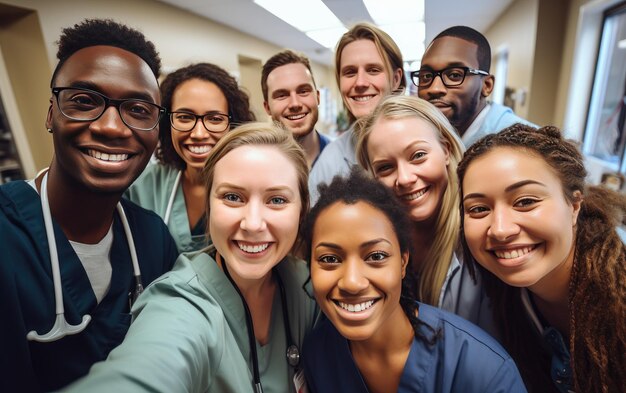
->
[222, 259, 299, 393]
[26, 172, 144, 342]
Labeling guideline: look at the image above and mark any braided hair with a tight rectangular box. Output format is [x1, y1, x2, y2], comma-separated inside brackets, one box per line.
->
[457, 124, 626, 393]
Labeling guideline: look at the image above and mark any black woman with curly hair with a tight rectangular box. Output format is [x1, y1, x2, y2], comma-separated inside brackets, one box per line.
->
[302, 168, 526, 393]
[459, 124, 626, 393]
[126, 63, 255, 252]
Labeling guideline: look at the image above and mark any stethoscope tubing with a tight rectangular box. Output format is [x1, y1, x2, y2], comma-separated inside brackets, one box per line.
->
[26, 171, 143, 342]
[221, 258, 299, 393]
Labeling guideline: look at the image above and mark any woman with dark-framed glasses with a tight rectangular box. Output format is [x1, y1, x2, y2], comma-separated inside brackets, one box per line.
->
[126, 63, 255, 252]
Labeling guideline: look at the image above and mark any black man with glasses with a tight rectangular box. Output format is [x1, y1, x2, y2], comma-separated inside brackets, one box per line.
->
[416, 25, 534, 146]
[0, 19, 177, 392]
[125, 63, 255, 253]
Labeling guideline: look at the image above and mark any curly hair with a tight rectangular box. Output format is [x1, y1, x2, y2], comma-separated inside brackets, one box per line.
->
[302, 167, 439, 345]
[335, 22, 405, 124]
[457, 124, 626, 393]
[261, 50, 316, 101]
[51, 18, 160, 86]
[156, 63, 256, 170]
[355, 95, 465, 306]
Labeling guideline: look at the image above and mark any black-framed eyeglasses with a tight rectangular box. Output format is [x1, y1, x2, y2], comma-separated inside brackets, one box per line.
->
[52, 87, 165, 131]
[169, 111, 231, 133]
[410, 67, 489, 88]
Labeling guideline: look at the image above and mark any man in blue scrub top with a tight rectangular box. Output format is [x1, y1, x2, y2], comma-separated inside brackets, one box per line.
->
[415, 25, 534, 147]
[0, 19, 178, 392]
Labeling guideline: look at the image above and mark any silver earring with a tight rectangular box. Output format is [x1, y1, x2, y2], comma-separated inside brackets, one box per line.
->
[47, 128, 52, 133]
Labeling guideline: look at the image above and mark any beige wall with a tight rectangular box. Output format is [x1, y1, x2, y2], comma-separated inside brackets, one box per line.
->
[484, 0, 573, 127]
[528, 0, 569, 126]
[0, 0, 338, 173]
[484, 0, 539, 121]
[554, 0, 585, 132]
[0, 6, 51, 172]
[237, 55, 266, 121]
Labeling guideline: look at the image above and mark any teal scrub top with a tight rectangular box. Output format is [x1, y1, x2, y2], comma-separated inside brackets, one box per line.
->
[126, 163, 209, 252]
[64, 246, 318, 393]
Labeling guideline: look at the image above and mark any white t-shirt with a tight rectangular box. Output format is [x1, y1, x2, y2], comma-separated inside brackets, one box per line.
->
[27, 179, 113, 303]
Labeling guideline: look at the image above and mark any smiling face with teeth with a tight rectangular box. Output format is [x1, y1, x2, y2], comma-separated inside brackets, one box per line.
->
[311, 201, 409, 342]
[462, 147, 582, 295]
[46, 45, 160, 194]
[264, 63, 320, 140]
[367, 116, 450, 224]
[209, 144, 302, 283]
[339, 39, 402, 120]
[170, 79, 229, 176]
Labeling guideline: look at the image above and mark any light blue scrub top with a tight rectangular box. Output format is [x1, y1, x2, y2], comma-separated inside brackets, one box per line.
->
[126, 163, 208, 252]
[308, 126, 357, 205]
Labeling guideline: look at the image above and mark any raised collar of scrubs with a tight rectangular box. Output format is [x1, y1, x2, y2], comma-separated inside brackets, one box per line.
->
[521, 288, 573, 393]
[462, 102, 491, 146]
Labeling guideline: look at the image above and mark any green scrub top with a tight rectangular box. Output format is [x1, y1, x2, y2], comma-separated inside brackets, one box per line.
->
[126, 163, 209, 252]
[63, 246, 318, 393]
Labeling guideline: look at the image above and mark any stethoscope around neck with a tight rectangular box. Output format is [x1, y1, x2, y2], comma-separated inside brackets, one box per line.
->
[26, 171, 144, 342]
[220, 255, 300, 393]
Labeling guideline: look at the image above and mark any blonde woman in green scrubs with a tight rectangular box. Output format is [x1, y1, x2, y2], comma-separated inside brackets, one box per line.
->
[65, 123, 318, 393]
[126, 63, 255, 252]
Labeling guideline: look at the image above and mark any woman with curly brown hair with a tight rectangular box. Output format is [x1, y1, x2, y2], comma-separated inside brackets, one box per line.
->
[458, 123, 626, 393]
[126, 63, 255, 252]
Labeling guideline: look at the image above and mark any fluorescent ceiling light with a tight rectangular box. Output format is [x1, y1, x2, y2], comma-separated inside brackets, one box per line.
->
[618, 38, 626, 49]
[363, 0, 424, 24]
[306, 27, 349, 49]
[382, 22, 426, 61]
[254, 0, 346, 49]
[364, 0, 425, 61]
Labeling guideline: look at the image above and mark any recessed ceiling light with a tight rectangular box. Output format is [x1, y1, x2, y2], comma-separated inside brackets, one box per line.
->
[364, 0, 425, 61]
[254, 0, 346, 49]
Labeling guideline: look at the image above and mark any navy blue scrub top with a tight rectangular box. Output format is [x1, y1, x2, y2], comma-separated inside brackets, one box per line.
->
[303, 303, 527, 393]
[0, 181, 178, 392]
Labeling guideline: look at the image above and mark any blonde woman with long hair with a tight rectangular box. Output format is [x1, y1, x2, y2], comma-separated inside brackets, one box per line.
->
[355, 95, 495, 336]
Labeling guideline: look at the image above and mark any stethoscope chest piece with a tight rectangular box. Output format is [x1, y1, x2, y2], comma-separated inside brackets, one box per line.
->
[286, 344, 300, 367]
[27, 171, 143, 342]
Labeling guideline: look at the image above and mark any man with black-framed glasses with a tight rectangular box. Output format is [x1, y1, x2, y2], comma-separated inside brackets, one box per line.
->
[0, 19, 177, 392]
[416, 25, 534, 146]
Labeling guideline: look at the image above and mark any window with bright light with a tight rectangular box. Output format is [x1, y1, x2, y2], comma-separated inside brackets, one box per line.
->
[584, 3, 626, 172]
